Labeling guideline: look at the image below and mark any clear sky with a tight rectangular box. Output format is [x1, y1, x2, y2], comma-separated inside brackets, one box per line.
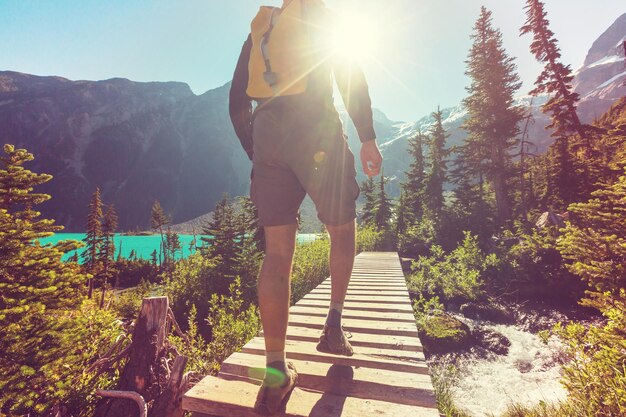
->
[1, 0, 624, 121]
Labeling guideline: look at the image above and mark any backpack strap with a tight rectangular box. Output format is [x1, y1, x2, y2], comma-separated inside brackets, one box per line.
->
[260, 7, 280, 88]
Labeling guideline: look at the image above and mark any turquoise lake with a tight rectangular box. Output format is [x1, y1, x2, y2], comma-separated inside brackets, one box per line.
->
[39, 233, 319, 262]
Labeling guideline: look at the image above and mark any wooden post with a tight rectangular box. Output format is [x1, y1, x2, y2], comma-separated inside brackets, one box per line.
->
[94, 297, 169, 417]
[150, 355, 189, 417]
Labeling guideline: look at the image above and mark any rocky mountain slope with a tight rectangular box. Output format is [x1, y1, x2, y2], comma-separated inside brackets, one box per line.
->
[0, 72, 251, 231]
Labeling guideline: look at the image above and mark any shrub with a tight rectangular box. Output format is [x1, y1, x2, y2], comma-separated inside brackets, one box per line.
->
[356, 224, 384, 252]
[291, 236, 331, 304]
[170, 278, 260, 379]
[408, 231, 498, 302]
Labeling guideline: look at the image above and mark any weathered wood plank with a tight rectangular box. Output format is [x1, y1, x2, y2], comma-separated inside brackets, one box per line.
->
[184, 376, 439, 417]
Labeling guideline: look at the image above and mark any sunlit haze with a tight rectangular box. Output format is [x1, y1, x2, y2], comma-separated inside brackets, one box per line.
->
[1, 0, 624, 120]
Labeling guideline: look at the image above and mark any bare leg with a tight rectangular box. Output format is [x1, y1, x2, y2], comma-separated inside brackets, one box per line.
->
[326, 219, 356, 305]
[258, 223, 298, 354]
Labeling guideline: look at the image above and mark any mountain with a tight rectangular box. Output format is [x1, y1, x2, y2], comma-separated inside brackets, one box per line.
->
[0, 72, 251, 231]
[1, 14, 624, 232]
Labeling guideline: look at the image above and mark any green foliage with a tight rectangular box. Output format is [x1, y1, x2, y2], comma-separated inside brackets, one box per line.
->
[408, 231, 499, 302]
[359, 176, 377, 226]
[113, 258, 159, 288]
[424, 108, 450, 221]
[430, 365, 473, 417]
[111, 279, 162, 320]
[356, 224, 384, 252]
[374, 170, 393, 230]
[547, 294, 626, 416]
[0, 144, 89, 414]
[557, 170, 626, 308]
[171, 278, 260, 378]
[290, 236, 330, 304]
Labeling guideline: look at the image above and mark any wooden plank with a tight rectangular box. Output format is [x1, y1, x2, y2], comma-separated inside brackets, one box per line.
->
[241, 337, 426, 364]
[289, 306, 417, 323]
[184, 376, 439, 417]
[219, 352, 435, 407]
[270, 325, 423, 352]
[293, 301, 414, 314]
[287, 315, 420, 338]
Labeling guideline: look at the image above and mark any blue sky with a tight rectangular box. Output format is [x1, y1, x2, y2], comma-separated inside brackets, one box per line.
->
[1, 0, 624, 121]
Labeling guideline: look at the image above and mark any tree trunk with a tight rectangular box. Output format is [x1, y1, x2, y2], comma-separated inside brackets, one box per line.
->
[94, 297, 169, 417]
[149, 355, 189, 417]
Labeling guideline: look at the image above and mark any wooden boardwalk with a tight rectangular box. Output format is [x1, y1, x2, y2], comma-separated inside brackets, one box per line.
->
[183, 252, 439, 417]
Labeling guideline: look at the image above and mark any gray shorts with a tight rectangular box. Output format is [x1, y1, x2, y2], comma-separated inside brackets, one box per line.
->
[250, 98, 360, 227]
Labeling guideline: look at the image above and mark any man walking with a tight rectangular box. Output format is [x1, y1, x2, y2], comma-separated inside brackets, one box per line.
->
[229, 0, 382, 414]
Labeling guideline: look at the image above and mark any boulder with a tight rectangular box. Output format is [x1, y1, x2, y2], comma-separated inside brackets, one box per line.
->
[418, 313, 473, 354]
[460, 302, 515, 324]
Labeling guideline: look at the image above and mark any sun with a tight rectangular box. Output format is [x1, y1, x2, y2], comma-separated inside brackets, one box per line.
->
[328, 12, 381, 62]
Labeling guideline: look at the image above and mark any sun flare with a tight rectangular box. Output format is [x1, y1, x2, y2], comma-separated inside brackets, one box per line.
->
[329, 12, 381, 62]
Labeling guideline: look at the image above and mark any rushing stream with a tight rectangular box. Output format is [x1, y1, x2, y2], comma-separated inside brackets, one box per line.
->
[445, 317, 567, 415]
[427, 302, 599, 416]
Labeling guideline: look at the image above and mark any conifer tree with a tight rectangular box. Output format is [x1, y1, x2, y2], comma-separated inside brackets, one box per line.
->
[424, 108, 449, 221]
[521, 0, 589, 208]
[150, 200, 170, 266]
[395, 190, 408, 235]
[99, 203, 117, 307]
[201, 195, 241, 292]
[0, 145, 87, 412]
[557, 169, 626, 310]
[374, 169, 393, 230]
[402, 131, 427, 223]
[165, 226, 182, 261]
[462, 7, 523, 226]
[83, 188, 103, 298]
[150, 249, 158, 266]
[360, 176, 377, 226]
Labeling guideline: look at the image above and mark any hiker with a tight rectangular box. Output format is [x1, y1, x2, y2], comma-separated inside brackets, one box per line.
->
[229, 0, 382, 414]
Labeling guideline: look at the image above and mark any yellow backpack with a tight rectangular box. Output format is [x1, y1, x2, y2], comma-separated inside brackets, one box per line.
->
[247, 0, 327, 99]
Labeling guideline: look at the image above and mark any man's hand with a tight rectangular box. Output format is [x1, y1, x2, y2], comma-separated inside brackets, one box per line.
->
[360, 139, 383, 177]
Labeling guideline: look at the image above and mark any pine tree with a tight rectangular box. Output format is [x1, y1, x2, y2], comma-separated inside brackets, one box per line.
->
[150, 249, 158, 266]
[165, 226, 182, 261]
[557, 169, 626, 310]
[360, 176, 377, 226]
[150, 200, 170, 266]
[0, 144, 87, 412]
[395, 190, 408, 235]
[424, 108, 449, 221]
[401, 131, 427, 224]
[461, 7, 523, 226]
[98, 203, 117, 308]
[201, 195, 241, 292]
[521, 0, 589, 208]
[374, 170, 393, 230]
[82, 188, 103, 298]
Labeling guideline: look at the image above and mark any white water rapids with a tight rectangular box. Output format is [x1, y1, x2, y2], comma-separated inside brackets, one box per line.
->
[445, 316, 568, 416]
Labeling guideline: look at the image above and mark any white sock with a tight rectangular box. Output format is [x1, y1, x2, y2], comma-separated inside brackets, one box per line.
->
[266, 350, 286, 367]
[326, 302, 344, 327]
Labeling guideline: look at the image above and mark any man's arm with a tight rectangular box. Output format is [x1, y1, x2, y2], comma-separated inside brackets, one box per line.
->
[229, 34, 254, 161]
[334, 61, 382, 177]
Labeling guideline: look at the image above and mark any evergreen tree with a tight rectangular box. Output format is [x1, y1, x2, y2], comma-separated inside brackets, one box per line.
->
[165, 226, 182, 261]
[374, 169, 393, 230]
[150, 200, 170, 266]
[0, 145, 87, 413]
[201, 195, 241, 292]
[424, 108, 449, 221]
[395, 190, 408, 235]
[461, 7, 523, 226]
[360, 176, 377, 226]
[401, 131, 427, 224]
[99, 203, 117, 307]
[82, 188, 103, 298]
[557, 169, 626, 310]
[150, 249, 158, 266]
[521, 0, 589, 208]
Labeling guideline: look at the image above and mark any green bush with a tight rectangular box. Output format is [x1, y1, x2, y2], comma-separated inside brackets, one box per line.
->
[356, 224, 384, 252]
[408, 231, 498, 302]
[291, 236, 331, 304]
[171, 277, 260, 379]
